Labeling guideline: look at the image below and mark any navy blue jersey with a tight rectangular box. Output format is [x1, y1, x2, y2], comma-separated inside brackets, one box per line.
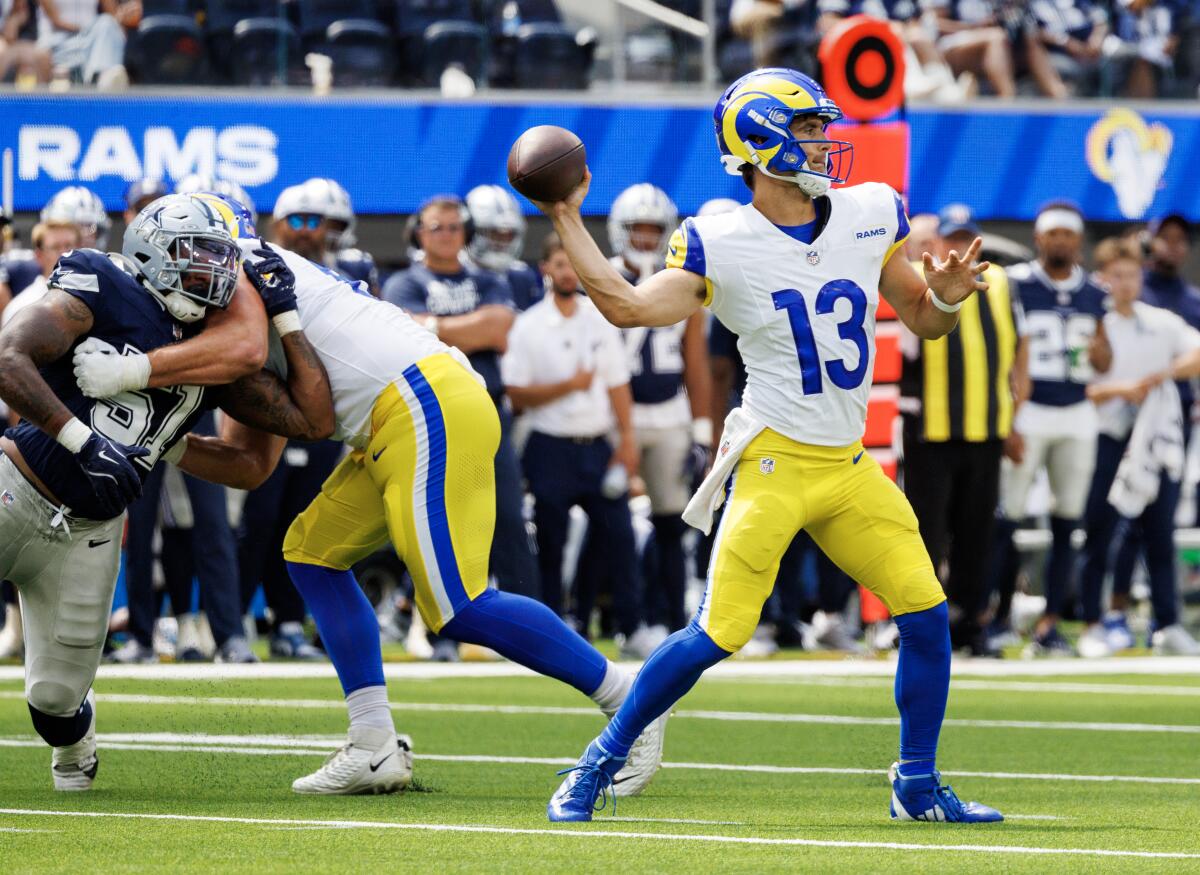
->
[1030, 0, 1105, 45]
[4, 249, 209, 520]
[505, 262, 544, 311]
[708, 316, 747, 406]
[1008, 261, 1107, 407]
[818, 0, 919, 19]
[334, 248, 380, 295]
[381, 263, 514, 399]
[1, 249, 41, 296]
[612, 261, 686, 405]
[1142, 268, 1200, 411]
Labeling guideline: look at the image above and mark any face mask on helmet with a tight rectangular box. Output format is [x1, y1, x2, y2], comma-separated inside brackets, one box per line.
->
[607, 185, 678, 282]
[123, 194, 242, 322]
[466, 185, 525, 272]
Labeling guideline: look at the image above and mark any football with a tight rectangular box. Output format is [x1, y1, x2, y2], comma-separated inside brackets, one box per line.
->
[506, 125, 586, 203]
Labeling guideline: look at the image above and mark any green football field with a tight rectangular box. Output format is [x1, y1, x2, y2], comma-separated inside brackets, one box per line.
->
[2, 660, 1199, 873]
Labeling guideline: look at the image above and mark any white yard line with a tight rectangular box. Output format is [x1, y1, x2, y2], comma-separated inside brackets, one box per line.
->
[0, 808, 1194, 860]
[709, 677, 1200, 697]
[3, 734, 1199, 786]
[1, 656, 1198, 683]
[3, 690, 1195, 734]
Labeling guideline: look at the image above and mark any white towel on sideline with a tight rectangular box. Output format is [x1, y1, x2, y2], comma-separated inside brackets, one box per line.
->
[1108, 380, 1186, 518]
[682, 407, 767, 535]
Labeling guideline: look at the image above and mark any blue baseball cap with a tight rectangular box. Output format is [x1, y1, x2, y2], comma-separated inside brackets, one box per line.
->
[937, 203, 981, 238]
[124, 178, 169, 210]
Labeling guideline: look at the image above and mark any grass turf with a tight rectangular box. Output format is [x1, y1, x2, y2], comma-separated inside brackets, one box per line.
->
[1, 668, 1198, 873]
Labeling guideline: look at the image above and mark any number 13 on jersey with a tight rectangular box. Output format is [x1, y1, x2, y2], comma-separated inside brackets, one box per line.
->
[772, 279, 870, 396]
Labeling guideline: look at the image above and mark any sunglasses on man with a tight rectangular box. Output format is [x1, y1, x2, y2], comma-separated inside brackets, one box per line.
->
[286, 213, 323, 230]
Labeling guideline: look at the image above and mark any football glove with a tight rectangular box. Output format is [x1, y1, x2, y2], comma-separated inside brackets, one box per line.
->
[243, 246, 297, 318]
[73, 337, 151, 399]
[76, 431, 150, 518]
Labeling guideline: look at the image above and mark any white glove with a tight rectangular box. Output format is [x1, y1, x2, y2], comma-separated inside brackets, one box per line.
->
[73, 337, 152, 398]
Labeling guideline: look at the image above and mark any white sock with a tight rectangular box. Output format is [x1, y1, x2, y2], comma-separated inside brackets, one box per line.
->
[589, 660, 633, 714]
[346, 685, 393, 731]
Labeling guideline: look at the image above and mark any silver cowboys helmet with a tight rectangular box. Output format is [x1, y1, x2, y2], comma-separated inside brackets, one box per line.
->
[174, 174, 257, 218]
[273, 178, 357, 249]
[466, 184, 526, 272]
[607, 183, 678, 281]
[122, 194, 242, 323]
[41, 186, 111, 248]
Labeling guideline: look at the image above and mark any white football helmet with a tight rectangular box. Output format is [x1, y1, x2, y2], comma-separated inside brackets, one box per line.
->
[122, 194, 242, 323]
[697, 198, 741, 217]
[466, 184, 526, 272]
[607, 184, 678, 281]
[274, 178, 356, 248]
[174, 174, 257, 218]
[41, 186, 111, 248]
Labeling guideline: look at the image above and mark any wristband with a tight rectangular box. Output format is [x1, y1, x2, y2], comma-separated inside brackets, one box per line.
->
[124, 352, 152, 392]
[692, 417, 713, 447]
[162, 434, 188, 466]
[56, 417, 92, 454]
[425, 315, 439, 338]
[929, 289, 963, 314]
[272, 311, 302, 337]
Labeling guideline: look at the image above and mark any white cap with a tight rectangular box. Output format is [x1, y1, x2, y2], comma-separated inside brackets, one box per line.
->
[1034, 208, 1084, 235]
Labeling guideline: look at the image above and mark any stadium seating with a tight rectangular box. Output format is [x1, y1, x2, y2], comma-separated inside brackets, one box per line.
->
[511, 22, 594, 90]
[295, 0, 394, 86]
[395, 0, 478, 84]
[229, 18, 306, 85]
[128, 14, 211, 85]
[420, 20, 487, 86]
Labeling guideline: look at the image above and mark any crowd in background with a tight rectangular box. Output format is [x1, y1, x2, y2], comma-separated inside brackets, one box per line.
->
[0, 172, 1198, 668]
[0, 0, 1198, 98]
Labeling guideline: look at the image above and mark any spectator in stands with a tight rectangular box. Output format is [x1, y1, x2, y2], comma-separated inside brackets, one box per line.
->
[1079, 237, 1200, 657]
[1024, 0, 1108, 98]
[730, 0, 819, 71]
[992, 202, 1111, 656]
[36, 0, 129, 87]
[1106, 0, 1181, 98]
[384, 196, 540, 611]
[923, 0, 1018, 97]
[900, 204, 1029, 655]
[0, 0, 51, 83]
[501, 232, 640, 638]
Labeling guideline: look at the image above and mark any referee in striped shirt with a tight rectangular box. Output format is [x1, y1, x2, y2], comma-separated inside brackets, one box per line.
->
[900, 204, 1030, 655]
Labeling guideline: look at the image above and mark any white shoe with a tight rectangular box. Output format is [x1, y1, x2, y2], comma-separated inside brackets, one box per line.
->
[618, 624, 669, 660]
[869, 620, 899, 651]
[405, 612, 434, 660]
[1151, 624, 1200, 656]
[0, 602, 24, 659]
[813, 611, 866, 654]
[292, 726, 413, 795]
[606, 708, 669, 798]
[1077, 624, 1113, 659]
[52, 689, 97, 791]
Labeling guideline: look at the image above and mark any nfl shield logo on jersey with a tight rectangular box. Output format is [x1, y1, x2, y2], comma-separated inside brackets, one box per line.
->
[806, 250, 820, 265]
[760, 457, 775, 475]
[1, 490, 14, 507]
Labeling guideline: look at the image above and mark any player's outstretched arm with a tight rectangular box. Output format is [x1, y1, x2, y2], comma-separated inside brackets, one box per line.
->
[174, 416, 286, 491]
[881, 237, 990, 340]
[533, 169, 707, 328]
[146, 277, 269, 388]
[0, 289, 95, 436]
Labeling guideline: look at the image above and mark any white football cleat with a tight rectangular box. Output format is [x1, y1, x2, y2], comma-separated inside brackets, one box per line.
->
[52, 689, 98, 791]
[292, 726, 412, 795]
[608, 709, 669, 798]
[1152, 624, 1200, 656]
[1076, 624, 1113, 659]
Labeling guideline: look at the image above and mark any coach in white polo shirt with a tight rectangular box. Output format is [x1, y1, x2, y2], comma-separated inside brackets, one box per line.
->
[502, 232, 641, 639]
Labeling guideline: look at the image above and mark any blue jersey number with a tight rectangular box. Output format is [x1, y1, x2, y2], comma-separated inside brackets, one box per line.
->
[771, 280, 870, 395]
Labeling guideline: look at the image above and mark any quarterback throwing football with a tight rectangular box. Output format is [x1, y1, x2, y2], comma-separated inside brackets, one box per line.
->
[538, 68, 1003, 824]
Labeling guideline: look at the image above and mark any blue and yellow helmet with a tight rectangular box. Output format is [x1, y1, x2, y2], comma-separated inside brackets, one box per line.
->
[714, 68, 853, 197]
[191, 191, 257, 239]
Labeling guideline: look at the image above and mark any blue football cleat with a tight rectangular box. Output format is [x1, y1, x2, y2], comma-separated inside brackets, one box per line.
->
[547, 740, 626, 823]
[889, 762, 1003, 823]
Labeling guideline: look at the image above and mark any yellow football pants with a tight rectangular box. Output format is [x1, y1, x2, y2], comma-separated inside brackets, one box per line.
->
[699, 428, 945, 652]
[282, 353, 499, 632]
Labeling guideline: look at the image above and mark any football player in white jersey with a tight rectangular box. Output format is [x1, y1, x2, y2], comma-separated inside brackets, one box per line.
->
[73, 203, 669, 799]
[538, 67, 1002, 824]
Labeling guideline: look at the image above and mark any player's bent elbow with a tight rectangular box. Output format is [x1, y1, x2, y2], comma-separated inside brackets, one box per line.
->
[232, 334, 269, 375]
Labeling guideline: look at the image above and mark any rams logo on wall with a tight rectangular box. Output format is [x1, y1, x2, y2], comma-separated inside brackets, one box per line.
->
[1086, 109, 1173, 220]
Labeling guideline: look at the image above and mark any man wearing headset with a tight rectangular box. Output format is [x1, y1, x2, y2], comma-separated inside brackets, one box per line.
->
[382, 197, 539, 618]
